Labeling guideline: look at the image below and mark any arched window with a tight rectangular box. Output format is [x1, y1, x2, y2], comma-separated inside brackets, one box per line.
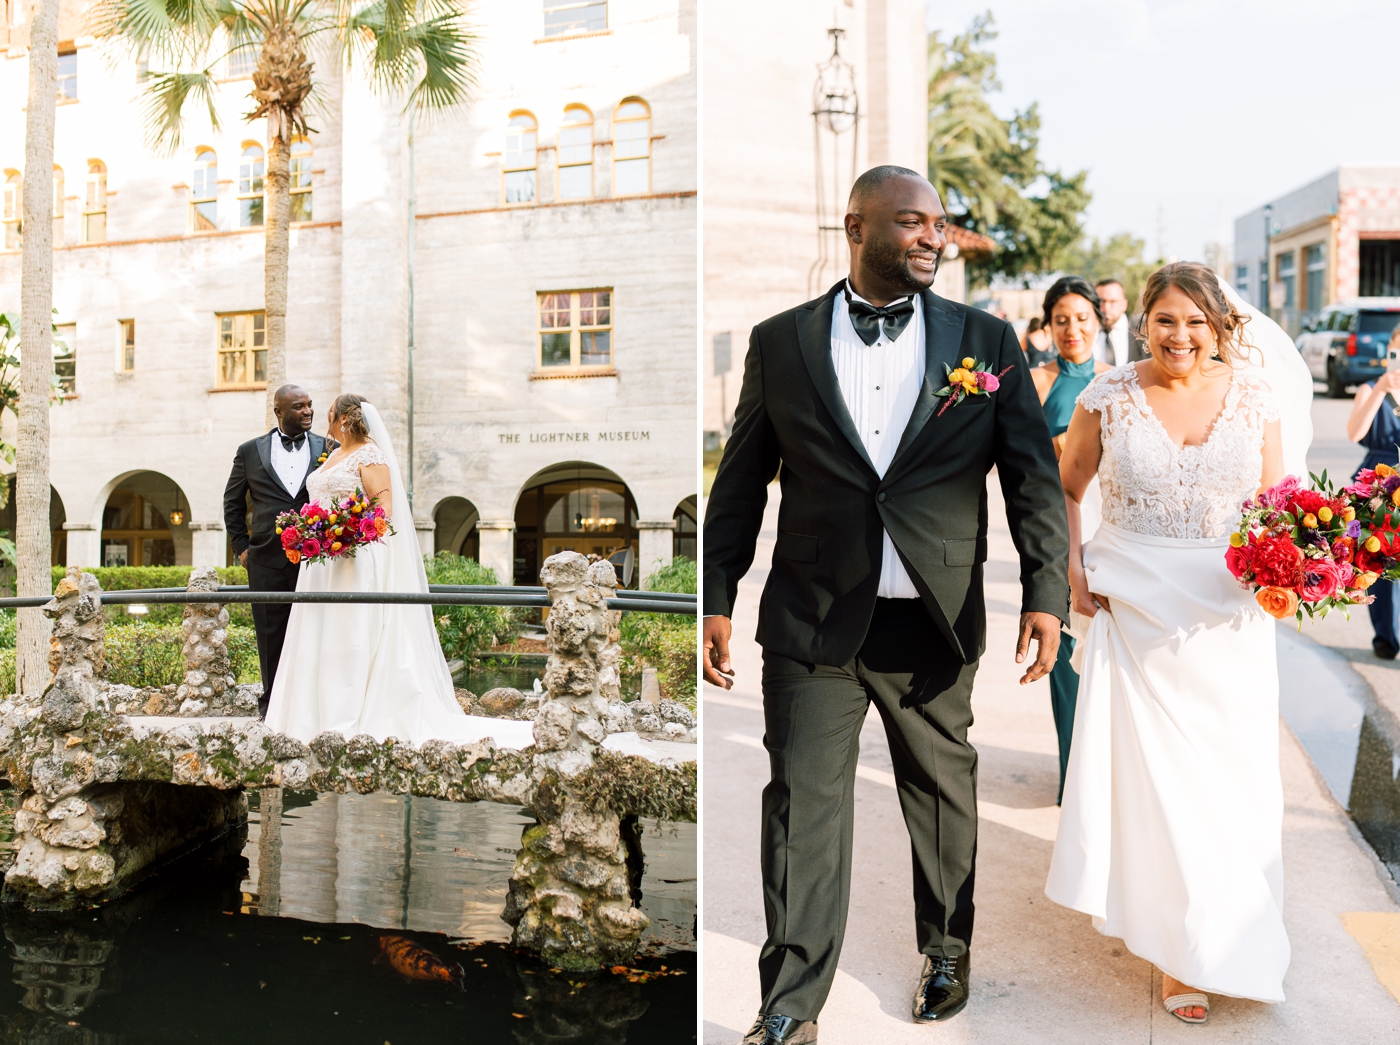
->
[289, 137, 312, 222]
[191, 148, 217, 231]
[558, 104, 594, 201]
[503, 112, 537, 205]
[238, 144, 264, 227]
[612, 98, 650, 196]
[52, 166, 64, 245]
[83, 161, 106, 243]
[3, 171, 20, 250]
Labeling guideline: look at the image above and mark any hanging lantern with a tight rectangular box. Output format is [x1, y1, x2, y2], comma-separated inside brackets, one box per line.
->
[169, 481, 184, 527]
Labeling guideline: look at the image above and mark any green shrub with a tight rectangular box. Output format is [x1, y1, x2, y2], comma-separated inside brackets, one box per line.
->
[102, 621, 261, 688]
[0, 647, 13, 696]
[619, 556, 697, 709]
[0, 608, 14, 650]
[424, 553, 521, 661]
[50, 565, 253, 628]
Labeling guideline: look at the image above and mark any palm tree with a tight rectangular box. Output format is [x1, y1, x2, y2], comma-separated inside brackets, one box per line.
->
[15, 0, 61, 698]
[92, 0, 478, 428]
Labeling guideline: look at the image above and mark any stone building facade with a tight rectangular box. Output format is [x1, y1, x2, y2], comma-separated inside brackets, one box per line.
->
[0, 0, 697, 588]
[1233, 167, 1400, 338]
[703, 0, 942, 441]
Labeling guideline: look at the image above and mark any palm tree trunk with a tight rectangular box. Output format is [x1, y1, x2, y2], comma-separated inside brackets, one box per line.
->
[262, 127, 290, 431]
[16, 0, 60, 699]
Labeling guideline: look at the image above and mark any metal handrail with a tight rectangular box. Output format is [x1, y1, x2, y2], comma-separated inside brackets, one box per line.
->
[0, 586, 696, 615]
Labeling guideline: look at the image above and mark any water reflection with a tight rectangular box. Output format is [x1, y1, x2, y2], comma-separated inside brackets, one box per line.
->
[1, 794, 695, 1043]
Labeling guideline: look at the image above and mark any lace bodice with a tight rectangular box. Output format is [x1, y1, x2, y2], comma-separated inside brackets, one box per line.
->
[1078, 364, 1279, 539]
[306, 441, 387, 506]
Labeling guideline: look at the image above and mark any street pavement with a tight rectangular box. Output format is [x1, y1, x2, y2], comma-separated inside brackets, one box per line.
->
[700, 402, 1400, 1042]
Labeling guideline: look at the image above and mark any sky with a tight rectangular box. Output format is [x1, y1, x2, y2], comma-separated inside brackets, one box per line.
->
[925, 0, 1400, 264]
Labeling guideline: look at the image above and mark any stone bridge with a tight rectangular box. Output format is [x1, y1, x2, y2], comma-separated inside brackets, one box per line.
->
[0, 554, 696, 968]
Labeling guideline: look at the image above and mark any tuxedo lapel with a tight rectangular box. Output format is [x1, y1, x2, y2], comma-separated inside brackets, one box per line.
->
[797, 282, 878, 474]
[298, 433, 326, 498]
[889, 291, 967, 468]
[255, 430, 275, 482]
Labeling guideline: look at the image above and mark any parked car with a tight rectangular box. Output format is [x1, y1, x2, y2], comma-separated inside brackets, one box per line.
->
[1297, 299, 1400, 398]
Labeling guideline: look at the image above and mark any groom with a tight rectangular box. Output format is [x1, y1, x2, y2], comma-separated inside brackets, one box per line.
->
[223, 384, 333, 718]
[703, 167, 1069, 1042]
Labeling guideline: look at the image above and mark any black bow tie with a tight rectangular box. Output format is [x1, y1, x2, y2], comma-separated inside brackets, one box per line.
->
[845, 287, 916, 346]
[278, 432, 306, 452]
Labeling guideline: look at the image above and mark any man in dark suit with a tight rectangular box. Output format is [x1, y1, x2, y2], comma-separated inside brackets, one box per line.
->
[703, 167, 1069, 1043]
[223, 384, 332, 718]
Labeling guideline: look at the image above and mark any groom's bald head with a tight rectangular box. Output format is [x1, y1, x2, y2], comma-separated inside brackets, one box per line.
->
[844, 167, 948, 304]
[273, 384, 314, 436]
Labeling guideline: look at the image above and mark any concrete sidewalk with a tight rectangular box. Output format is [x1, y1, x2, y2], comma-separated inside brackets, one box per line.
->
[701, 480, 1400, 1044]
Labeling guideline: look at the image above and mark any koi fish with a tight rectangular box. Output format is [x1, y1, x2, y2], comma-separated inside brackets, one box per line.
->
[378, 935, 466, 990]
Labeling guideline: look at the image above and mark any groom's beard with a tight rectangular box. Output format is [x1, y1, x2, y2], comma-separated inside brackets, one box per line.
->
[862, 238, 941, 295]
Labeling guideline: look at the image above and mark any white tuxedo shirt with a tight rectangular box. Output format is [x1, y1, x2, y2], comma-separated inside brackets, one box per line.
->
[269, 429, 311, 498]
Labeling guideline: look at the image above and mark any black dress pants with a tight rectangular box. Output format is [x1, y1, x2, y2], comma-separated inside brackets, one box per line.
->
[757, 597, 980, 1021]
[246, 556, 299, 717]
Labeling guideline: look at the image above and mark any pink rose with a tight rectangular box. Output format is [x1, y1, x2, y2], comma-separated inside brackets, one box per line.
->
[976, 371, 999, 392]
[1299, 559, 1345, 602]
[1225, 541, 1252, 581]
[301, 538, 322, 559]
[360, 518, 378, 540]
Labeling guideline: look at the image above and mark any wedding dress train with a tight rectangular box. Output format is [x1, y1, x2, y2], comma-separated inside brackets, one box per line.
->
[1044, 364, 1290, 1002]
[264, 407, 534, 749]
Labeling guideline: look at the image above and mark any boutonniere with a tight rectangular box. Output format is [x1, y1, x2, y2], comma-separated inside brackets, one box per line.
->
[316, 449, 329, 466]
[936, 357, 1015, 417]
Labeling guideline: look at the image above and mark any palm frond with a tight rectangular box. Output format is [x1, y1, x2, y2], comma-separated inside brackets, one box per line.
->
[90, 0, 227, 65]
[139, 70, 221, 151]
[339, 0, 478, 113]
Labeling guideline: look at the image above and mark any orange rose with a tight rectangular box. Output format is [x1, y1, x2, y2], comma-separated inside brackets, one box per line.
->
[1255, 586, 1299, 619]
[286, 549, 301, 565]
[374, 518, 388, 536]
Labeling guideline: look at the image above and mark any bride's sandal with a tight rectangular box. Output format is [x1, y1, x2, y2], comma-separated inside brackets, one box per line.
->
[1164, 992, 1209, 1024]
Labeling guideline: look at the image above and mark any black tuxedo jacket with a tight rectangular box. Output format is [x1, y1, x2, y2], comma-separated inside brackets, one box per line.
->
[224, 430, 332, 569]
[703, 282, 1070, 666]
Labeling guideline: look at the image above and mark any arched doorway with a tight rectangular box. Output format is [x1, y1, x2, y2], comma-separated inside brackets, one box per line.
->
[513, 463, 638, 587]
[673, 495, 697, 560]
[433, 496, 480, 561]
[0, 479, 66, 569]
[100, 472, 192, 567]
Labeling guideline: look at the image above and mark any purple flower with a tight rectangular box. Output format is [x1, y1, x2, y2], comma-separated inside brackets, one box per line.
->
[1348, 520, 1362, 538]
[1384, 475, 1400, 494]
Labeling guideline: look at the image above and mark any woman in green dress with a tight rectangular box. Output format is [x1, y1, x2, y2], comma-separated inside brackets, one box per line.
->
[1030, 276, 1112, 803]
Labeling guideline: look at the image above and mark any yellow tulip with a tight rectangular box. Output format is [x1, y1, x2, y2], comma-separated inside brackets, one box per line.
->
[1343, 506, 1356, 522]
[1367, 536, 1382, 553]
[1302, 513, 1318, 529]
[1318, 506, 1333, 523]
[962, 357, 976, 368]
[1229, 532, 1244, 547]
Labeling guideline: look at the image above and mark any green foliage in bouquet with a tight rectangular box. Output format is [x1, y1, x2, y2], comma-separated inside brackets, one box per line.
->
[620, 556, 697, 710]
[424, 553, 522, 661]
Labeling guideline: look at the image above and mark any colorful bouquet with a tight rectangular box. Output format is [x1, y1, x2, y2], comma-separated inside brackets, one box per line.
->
[1227, 472, 1385, 621]
[275, 488, 393, 566]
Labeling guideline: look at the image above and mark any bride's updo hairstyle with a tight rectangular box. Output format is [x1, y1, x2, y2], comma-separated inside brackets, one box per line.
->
[1137, 261, 1253, 366]
[332, 393, 370, 440]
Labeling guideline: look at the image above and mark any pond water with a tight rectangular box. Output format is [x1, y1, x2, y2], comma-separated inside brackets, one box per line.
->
[1, 792, 696, 1044]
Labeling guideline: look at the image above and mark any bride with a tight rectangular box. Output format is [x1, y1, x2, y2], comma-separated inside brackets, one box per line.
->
[1045, 262, 1295, 1022]
[265, 393, 532, 748]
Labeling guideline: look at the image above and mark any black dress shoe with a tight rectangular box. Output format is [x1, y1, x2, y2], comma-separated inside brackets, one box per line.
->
[1375, 637, 1399, 660]
[739, 1013, 818, 1044]
[912, 952, 970, 1023]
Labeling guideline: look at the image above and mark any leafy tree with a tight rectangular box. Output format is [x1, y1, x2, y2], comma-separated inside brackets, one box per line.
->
[424, 553, 521, 661]
[1062, 232, 1161, 313]
[927, 13, 1091, 287]
[619, 556, 696, 709]
[93, 0, 480, 429]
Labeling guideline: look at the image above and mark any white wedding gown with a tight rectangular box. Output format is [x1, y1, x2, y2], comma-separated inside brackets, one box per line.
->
[1044, 363, 1291, 1002]
[264, 412, 534, 749]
